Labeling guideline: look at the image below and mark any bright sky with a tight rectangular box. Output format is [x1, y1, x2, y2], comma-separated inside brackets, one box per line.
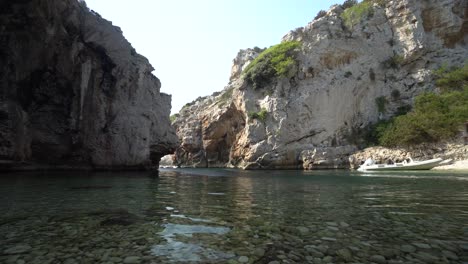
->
[85, 0, 342, 114]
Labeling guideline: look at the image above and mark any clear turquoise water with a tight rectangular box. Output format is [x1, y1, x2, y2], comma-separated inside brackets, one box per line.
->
[0, 169, 467, 263]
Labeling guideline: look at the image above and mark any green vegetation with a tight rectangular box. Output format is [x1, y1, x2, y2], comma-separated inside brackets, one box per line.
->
[373, 64, 468, 147]
[369, 68, 376, 81]
[253, 46, 264, 53]
[361, 119, 394, 147]
[340, 1, 374, 29]
[340, 0, 385, 30]
[383, 54, 404, 69]
[340, 0, 358, 9]
[248, 108, 268, 122]
[395, 104, 411, 116]
[170, 114, 179, 123]
[433, 63, 468, 92]
[315, 10, 327, 20]
[219, 87, 234, 105]
[243, 41, 301, 90]
[263, 88, 273, 97]
[217, 88, 234, 107]
[181, 95, 208, 110]
[404, 28, 412, 36]
[375, 96, 387, 113]
[350, 104, 412, 147]
[391, 89, 401, 100]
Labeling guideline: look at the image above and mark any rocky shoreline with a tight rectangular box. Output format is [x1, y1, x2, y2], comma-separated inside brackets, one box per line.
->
[431, 160, 468, 171]
[161, 140, 468, 171]
[350, 141, 468, 171]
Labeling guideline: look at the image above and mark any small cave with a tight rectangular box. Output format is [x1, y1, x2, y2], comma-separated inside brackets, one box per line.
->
[202, 106, 246, 167]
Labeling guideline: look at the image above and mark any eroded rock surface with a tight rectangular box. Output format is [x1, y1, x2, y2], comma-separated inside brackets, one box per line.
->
[0, 0, 178, 170]
[173, 0, 467, 169]
[349, 141, 468, 169]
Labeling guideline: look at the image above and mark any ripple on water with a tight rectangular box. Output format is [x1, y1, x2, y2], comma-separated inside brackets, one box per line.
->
[1, 170, 467, 263]
[170, 214, 212, 223]
[151, 223, 233, 262]
[207, 192, 226, 196]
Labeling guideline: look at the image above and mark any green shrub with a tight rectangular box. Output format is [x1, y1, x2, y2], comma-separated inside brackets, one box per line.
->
[182, 96, 208, 110]
[219, 88, 233, 103]
[383, 54, 404, 69]
[433, 63, 468, 92]
[369, 68, 376, 81]
[211, 91, 221, 97]
[315, 10, 327, 20]
[340, 1, 374, 29]
[351, 107, 408, 147]
[217, 88, 234, 107]
[170, 114, 178, 123]
[248, 108, 268, 122]
[404, 28, 412, 36]
[360, 119, 394, 146]
[253, 46, 264, 53]
[243, 41, 301, 90]
[396, 104, 411, 116]
[340, 0, 358, 9]
[378, 91, 468, 146]
[375, 96, 387, 113]
[391, 89, 401, 100]
[375, 64, 468, 146]
[182, 103, 191, 109]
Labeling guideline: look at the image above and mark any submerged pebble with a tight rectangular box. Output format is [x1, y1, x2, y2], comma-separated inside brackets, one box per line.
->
[238, 256, 249, 263]
[3, 245, 32, 255]
[123, 256, 140, 263]
[1, 171, 467, 263]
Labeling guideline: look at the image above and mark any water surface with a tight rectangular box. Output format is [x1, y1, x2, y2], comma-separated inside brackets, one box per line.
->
[0, 169, 467, 263]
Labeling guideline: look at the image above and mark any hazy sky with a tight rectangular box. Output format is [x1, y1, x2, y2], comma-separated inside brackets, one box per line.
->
[85, 0, 342, 114]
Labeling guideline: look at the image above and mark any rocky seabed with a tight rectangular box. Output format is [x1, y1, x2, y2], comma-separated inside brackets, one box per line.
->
[1, 210, 467, 263]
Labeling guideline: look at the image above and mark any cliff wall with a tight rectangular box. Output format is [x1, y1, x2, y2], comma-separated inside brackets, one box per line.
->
[173, 0, 468, 169]
[0, 0, 178, 170]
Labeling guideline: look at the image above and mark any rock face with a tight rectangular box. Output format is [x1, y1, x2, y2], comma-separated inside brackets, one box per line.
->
[173, 0, 468, 169]
[173, 91, 245, 168]
[349, 141, 468, 169]
[0, 0, 178, 169]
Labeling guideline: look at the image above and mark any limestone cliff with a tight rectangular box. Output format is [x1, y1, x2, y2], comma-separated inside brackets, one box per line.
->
[173, 0, 468, 169]
[0, 0, 178, 170]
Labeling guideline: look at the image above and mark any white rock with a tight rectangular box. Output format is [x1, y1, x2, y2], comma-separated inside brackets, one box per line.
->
[173, 0, 468, 170]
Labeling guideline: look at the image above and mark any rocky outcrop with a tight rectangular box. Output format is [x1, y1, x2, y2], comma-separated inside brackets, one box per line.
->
[301, 146, 358, 170]
[349, 141, 468, 169]
[173, 0, 468, 169]
[173, 91, 245, 168]
[0, 0, 178, 170]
